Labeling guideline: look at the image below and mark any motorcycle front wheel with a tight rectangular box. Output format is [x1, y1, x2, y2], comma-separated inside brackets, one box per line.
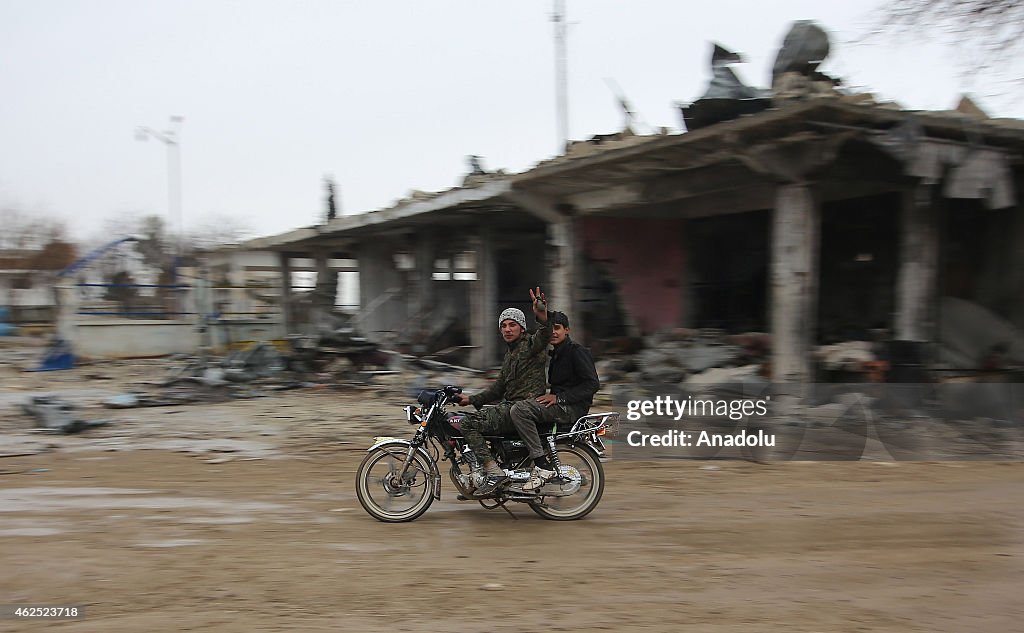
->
[355, 446, 435, 522]
[529, 443, 604, 521]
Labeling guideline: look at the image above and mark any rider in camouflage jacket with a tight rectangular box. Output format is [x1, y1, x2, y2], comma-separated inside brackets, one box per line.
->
[457, 287, 550, 494]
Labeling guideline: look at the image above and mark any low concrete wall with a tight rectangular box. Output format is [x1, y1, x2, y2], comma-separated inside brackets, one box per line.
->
[57, 282, 287, 358]
[72, 320, 200, 358]
[68, 318, 286, 358]
[207, 319, 286, 350]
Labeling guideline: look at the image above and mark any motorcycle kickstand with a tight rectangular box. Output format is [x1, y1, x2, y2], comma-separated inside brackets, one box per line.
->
[478, 498, 519, 520]
[498, 501, 518, 520]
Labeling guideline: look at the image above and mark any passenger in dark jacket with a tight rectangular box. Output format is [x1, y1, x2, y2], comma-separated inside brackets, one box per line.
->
[510, 310, 600, 491]
[456, 287, 550, 495]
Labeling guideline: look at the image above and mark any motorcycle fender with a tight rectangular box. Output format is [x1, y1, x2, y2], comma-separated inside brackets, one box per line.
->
[368, 436, 402, 450]
[558, 437, 605, 460]
[366, 439, 442, 500]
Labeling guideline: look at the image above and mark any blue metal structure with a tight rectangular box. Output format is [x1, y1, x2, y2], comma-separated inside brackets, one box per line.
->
[57, 237, 137, 278]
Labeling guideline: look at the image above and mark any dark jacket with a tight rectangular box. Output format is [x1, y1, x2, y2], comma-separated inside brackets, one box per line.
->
[468, 318, 551, 408]
[548, 336, 600, 413]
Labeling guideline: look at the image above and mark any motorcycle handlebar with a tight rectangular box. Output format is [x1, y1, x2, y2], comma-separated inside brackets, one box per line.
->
[416, 386, 463, 407]
[443, 385, 462, 397]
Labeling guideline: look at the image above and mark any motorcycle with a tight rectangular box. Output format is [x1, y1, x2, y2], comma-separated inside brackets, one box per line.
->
[355, 385, 619, 522]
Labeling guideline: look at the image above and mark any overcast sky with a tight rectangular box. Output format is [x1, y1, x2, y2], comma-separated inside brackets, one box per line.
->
[2, 0, 1021, 243]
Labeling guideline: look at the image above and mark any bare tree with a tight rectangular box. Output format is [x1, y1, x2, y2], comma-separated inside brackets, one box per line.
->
[874, 1, 1024, 67]
[0, 205, 69, 251]
[0, 205, 77, 275]
[184, 213, 254, 250]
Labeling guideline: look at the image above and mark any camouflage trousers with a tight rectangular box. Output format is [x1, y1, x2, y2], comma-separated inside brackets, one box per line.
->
[510, 399, 587, 460]
[461, 402, 518, 465]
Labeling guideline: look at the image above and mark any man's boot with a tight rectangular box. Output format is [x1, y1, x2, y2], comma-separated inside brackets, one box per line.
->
[475, 460, 509, 496]
[521, 456, 557, 492]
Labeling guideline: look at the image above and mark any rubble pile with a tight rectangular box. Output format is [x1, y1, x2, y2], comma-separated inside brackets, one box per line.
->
[679, 20, 883, 132]
[596, 328, 769, 389]
[21, 395, 109, 434]
[814, 341, 876, 371]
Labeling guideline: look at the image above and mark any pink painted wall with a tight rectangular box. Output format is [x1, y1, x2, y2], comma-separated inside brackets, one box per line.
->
[582, 217, 685, 334]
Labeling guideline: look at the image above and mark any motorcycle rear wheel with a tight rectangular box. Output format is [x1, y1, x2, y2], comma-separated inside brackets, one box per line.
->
[356, 446, 434, 522]
[529, 443, 604, 521]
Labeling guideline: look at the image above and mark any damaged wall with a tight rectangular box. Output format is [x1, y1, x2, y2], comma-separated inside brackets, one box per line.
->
[355, 240, 407, 344]
[941, 197, 1024, 341]
[582, 217, 685, 335]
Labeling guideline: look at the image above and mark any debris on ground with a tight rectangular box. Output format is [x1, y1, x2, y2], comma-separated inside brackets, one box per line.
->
[30, 337, 75, 372]
[20, 395, 109, 434]
[611, 328, 762, 387]
[105, 393, 141, 408]
[814, 341, 876, 372]
[685, 364, 765, 389]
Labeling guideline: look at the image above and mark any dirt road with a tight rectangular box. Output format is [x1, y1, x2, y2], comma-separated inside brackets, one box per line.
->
[2, 443, 1022, 632]
[1, 350, 1022, 631]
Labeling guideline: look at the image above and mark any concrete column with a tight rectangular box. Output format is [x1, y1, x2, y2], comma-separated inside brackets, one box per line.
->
[895, 186, 939, 342]
[55, 283, 80, 345]
[356, 241, 404, 343]
[312, 248, 335, 330]
[470, 227, 498, 369]
[412, 230, 437, 320]
[1009, 191, 1024, 331]
[770, 184, 820, 383]
[547, 218, 577, 326]
[278, 252, 292, 334]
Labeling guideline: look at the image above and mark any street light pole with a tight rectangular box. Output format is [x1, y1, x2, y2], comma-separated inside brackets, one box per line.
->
[552, 0, 568, 152]
[135, 116, 184, 256]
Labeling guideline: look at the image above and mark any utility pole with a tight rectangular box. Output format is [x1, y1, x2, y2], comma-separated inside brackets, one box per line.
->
[552, 0, 568, 152]
[135, 116, 184, 256]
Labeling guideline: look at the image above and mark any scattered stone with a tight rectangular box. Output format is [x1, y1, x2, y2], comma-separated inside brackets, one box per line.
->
[21, 395, 110, 434]
[682, 343, 742, 373]
[814, 341, 875, 372]
[685, 365, 764, 388]
[105, 393, 141, 408]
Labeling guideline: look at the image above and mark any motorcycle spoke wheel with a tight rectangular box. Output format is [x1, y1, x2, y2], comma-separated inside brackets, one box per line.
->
[530, 444, 604, 521]
[356, 447, 434, 522]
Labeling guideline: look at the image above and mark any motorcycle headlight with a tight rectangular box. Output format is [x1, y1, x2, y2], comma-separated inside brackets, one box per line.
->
[417, 390, 437, 406]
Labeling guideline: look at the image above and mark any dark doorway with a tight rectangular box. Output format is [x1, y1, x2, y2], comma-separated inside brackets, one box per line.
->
[816, 193, 900, 343]
[688, 210, 770, 332]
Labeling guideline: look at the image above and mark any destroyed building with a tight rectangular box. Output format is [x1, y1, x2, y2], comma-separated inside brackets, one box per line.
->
[0, 243, 77, 326]
[240, 83, 1024, 381]
[57, 21, 1024, 381]
[237, 17, 1022, 382]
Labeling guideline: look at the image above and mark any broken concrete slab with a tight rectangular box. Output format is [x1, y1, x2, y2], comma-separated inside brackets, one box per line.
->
[685, 364, 766, 389]
[814, 341, 876, 372]
[680, 343, 743, 373]
[20, 395, 110, 434]
[105, 393, 141, 409]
